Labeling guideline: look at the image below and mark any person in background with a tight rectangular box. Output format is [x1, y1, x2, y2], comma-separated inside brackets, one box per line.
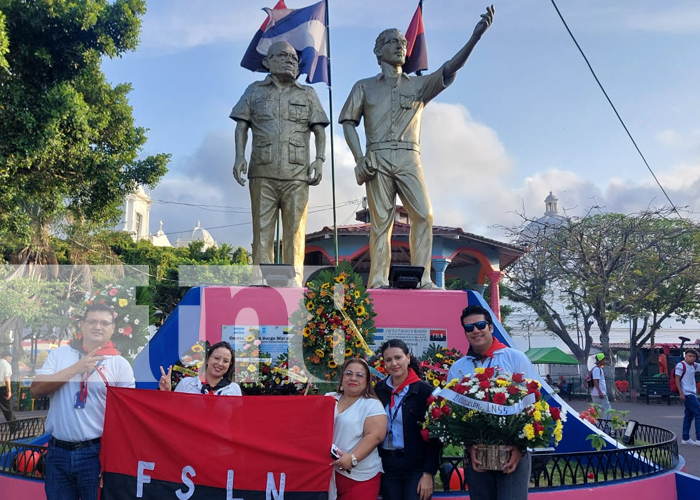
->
[675, 348, 700, 446]
[590, 353, 612, 417]
[31, 303, 135, 500]
[545, 374, 554, 386]
[0, 350, 15, 429]
[327, 358, 387, 500]
[447, 304, 538, 500]
[375, 340, 440, 500]
[159, 341, 241, 396]
[557, 375, 569, 394]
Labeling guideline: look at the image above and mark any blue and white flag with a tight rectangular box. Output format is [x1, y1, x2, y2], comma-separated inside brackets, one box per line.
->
[240, 0, 329, 85]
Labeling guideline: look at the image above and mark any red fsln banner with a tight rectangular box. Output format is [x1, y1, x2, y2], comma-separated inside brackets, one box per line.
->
[101, 388, 335, 500]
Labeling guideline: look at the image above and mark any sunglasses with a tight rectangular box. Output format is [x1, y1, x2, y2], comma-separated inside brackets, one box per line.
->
[463, 321, 489, 333]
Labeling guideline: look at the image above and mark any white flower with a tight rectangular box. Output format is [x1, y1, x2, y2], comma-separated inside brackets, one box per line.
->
[134, 319, 140, 325]
[118, 328, 124, 333]
[475, 391, 485, 399]
[112, 298, 117, 302]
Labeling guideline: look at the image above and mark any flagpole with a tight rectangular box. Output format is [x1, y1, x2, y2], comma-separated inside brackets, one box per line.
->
[324, 0, 339, 264]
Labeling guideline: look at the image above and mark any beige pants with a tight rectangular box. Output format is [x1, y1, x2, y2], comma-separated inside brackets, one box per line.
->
[249, 178, 309, 287]
[365, 149, 433, 288]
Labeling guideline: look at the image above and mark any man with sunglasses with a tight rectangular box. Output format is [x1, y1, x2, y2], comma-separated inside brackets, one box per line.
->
[31, 302, 135, 500]
[447, 304, 537, 500]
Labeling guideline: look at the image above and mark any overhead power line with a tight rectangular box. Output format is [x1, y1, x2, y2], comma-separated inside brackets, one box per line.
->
[549, 0, 681, 217]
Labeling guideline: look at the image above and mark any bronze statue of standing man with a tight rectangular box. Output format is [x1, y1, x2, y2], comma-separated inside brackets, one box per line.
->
[231, 41, 329, 287]
[340, 7, 495, 289]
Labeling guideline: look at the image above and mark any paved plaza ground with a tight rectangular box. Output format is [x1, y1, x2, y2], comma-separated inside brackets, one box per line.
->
[3, 398, 700, 477]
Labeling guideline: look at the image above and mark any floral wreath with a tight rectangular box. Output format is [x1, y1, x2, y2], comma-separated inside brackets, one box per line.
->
[288, 260, 376, 382]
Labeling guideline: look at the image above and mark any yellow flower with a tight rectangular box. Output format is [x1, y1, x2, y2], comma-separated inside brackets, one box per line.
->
[306, 301, 314, 311]
[433, 379, 440, 387]
[191, 344, 204, 353]
[355, 305, 366, 316]
[321, 282, 330, 289]
[496, 379, 509, 387]
[332, 332, 342, 344]
[447, 359, 455, 365]
[316, 306, 324, 315]
[354, 291, 360, 298]
[334, 273, 348, 284]
[474, 367, 485, 374]
[246, 334, 255, 342]
[345, 348, 353, 356]
[533, 410, 542, 422]
[523, 424, 535, 440]
[445, 379, 459, 389]
[303, 327, 311, 337]
[355, 340, 362, 348]
[315, 349, 325, 358]
[328, 360, 338, 369]
[247, 365, 257, 373]
[436, 353, 443, 359]
[426, 372, 435, 380]
[119, 299, 128, 307]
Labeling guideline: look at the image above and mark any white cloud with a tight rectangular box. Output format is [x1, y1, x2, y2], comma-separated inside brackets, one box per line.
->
[626, 4, 700, 34]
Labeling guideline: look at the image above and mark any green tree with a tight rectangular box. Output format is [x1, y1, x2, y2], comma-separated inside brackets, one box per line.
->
[0, 0, 168, 260]
[503, 208, 700, 394]
[0, 10, 8, 72]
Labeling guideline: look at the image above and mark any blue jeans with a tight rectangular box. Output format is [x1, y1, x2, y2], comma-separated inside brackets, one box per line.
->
[45, 440, 102, 500]
[380, 454, 426, 500]
[464, 451, 531, 500]
[682, 394, 700, 441]
[590, 394, 612, 418]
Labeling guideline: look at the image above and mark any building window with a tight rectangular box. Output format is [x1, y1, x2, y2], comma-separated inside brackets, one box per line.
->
[135, 213, 143, 238]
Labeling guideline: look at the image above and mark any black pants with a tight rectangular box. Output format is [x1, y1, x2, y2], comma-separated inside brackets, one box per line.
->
[380, 454, 428, 500]
[0, 386, 15, 423]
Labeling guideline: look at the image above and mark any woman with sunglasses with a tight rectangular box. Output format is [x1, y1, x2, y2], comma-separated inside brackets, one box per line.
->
[327, 358, 387, 500]
[159, 341, 241, 396]
[374, 340, 440, 500]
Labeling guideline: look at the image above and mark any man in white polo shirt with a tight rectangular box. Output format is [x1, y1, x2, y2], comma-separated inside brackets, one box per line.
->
[0, 350, 15, 429]
[31, 302, 135, 500]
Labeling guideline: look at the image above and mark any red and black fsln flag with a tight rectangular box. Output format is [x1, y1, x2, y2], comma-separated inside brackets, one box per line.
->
[101, 388, 335, 500]
[403, 3, 428, 75]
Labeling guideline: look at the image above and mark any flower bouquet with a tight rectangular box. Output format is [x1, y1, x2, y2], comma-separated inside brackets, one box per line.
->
[423, 367, 566, 470]
[420, 345, 463, 389]
[288, 261, 376, 382]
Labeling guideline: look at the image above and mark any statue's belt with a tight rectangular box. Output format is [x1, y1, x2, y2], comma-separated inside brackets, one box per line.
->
[367, 141, 420, 153]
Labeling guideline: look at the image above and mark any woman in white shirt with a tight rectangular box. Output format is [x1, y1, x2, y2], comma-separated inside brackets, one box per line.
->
[328, 358, 387, 500]
[159, 341, 242, 396]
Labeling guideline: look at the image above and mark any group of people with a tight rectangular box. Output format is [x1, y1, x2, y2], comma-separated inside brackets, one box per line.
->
[30, 300, 537, 500]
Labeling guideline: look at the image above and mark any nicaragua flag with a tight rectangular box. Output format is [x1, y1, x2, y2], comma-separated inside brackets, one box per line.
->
[240, 0, 329, 85]
[403, 3, 428, 75]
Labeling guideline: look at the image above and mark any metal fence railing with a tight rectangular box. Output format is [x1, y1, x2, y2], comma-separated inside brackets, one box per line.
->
[438, 419, 679, 492]
[0, 417, 47, 480]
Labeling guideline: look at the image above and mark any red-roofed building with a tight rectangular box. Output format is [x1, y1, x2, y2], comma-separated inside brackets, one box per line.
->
[304, 204, 527, 320]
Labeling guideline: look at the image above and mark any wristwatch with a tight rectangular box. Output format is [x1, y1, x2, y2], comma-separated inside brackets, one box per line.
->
[351, 454, 358, 468]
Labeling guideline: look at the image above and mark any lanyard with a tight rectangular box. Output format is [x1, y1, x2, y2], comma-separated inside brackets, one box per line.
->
[386, 387, 409, 449]
[471, 356, 493, 371]
[76, 360, 109, 409]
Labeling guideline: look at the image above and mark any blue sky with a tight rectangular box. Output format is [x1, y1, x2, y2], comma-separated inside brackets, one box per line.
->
[102, 0, 700, 248]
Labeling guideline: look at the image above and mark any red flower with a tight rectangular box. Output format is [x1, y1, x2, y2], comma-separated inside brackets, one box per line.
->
[512, 373, 525, 383]
[431, 407, 442, 419]
[479, 380, 491, 389]
[475, 372, 487, 382]
[426, 395, 437, 405]
[507, 385, 520, 395]
[587, 473, 594, 480]
[529, 389, 542, 401]
[526, 381, 539, 391]
[454, 384, 468, 395]
[421, 428, 430, 442]
[441, 405, 451, 415]
[108, 288, 118, 296]
[262, 366, 270, 374]
[492, 393, 506, 405]
[483, 367, 496, 378]
[533, 422, 544, 434]
[550, 407, 561, 420]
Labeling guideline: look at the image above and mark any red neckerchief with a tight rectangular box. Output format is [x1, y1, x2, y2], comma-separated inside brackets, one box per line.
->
[85, 342, 120, 356]
[467, 338, 508, 362]
[390, 368, 421, 408]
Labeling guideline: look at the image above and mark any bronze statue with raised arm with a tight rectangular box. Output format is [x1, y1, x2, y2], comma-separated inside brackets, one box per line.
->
[231, 41, 329, 287]
[339, 6, 494, 289]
